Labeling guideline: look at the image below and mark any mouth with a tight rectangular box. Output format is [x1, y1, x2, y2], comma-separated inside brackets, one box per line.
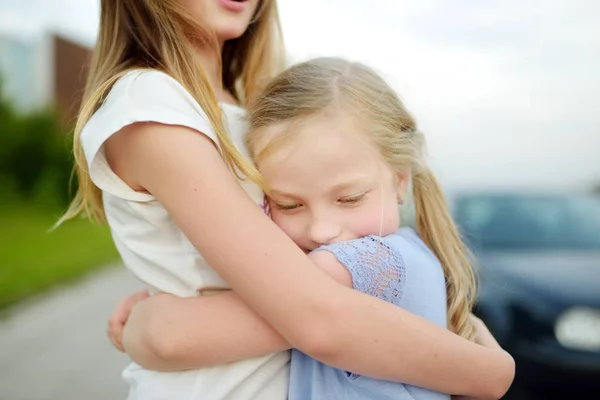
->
[219, 0, 249, 12]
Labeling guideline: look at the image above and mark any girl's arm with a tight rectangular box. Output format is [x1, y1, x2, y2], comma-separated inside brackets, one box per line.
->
[106, 122, 514, 399]
[120, 258, 510, 400]
[470, 314, 503, 349]
[122, 253, 511, 397]
[122, 251, 351, 370]
[122, 253, 510, 398]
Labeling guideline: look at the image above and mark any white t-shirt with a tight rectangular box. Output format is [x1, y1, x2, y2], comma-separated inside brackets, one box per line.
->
[81, 70, 290, 400]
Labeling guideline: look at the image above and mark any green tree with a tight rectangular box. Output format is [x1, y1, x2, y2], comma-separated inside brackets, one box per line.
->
[0, 79, 74, 205]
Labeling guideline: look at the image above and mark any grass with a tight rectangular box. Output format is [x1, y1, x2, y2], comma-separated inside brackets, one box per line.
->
[0, 199, 119, 310]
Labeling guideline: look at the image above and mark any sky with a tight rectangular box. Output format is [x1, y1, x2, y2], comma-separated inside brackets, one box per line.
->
[1, 0, 599, 192]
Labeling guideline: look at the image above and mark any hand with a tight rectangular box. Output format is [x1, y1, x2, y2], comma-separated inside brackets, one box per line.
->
[107, 289, 150, 352]
[469, 314, 502, 349]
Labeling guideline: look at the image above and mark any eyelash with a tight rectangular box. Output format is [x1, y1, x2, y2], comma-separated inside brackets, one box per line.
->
[274, 203, 300, 211]
[273, 193, 366, 211]
[339, 193, 366, 205]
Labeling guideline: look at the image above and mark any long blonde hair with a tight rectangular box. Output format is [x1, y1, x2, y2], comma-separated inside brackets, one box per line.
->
[246, 57, 477, 340]
[61, 0, 285, 224]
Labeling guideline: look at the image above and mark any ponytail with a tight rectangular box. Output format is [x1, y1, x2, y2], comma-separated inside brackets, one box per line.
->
[412, 167, 477, 340]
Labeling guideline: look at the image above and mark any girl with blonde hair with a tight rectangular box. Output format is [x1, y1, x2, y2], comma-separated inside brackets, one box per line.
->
[65, 0, 514, 398]
[108, 56, 515, 398]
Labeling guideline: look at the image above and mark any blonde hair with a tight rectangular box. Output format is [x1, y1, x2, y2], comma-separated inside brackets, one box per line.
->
[246, 57, 477, 340]
[61, 0, 285, 224]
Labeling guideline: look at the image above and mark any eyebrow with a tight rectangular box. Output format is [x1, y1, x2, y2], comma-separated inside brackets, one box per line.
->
[269, 176, 371, 199]
[269, 190, 300, 200]
[329, 177, 371, 193]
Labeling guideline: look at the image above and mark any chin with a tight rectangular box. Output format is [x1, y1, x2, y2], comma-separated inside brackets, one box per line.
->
[218, 29, 248, 42]
[214, 20, 252, 42]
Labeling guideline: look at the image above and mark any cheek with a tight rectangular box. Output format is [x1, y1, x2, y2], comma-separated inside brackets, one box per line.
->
[349, 197, 399, 237]
[346, 204, 383, 237]
[177, 0, 214, 29]
[271, 212, 305, 247]
[181, 0, 206, 16]
[381, 201, 401, 234]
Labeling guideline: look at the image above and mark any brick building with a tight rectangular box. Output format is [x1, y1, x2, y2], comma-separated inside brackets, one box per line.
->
[0, 31, 93, 126]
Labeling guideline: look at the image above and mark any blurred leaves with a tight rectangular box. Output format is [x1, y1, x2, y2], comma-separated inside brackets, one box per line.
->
[0, 79, 119, 310]
[0, 78, 74, 206]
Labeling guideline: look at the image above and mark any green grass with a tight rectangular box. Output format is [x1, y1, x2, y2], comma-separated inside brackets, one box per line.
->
[0, 200, 119, 310]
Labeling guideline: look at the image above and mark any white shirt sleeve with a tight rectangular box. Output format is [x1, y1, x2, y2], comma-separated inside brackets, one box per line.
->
[80, 70, 219, 202]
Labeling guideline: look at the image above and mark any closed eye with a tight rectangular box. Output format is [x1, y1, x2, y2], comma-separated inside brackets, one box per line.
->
[338, 193, 366, 205]
[273, 202, 301, 211]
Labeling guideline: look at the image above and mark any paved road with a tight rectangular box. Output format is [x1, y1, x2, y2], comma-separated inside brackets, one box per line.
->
[0, 264, 538, 400]
[0, 265, 143, 400]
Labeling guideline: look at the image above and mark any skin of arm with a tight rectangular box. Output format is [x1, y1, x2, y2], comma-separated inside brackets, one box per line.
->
[123, 252, 508, 400]
[122, 251, 351, 370]
[107, 122, 514, 399]
[123, 253, 512, 400]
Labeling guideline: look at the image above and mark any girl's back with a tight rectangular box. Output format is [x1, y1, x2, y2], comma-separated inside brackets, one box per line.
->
[289, 228, 449, 400]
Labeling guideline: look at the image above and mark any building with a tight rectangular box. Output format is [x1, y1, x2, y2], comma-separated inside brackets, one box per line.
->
[0, 31, 92, 125]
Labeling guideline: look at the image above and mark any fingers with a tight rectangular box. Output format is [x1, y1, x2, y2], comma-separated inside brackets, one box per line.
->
[107, 320, 125, 352]
[134, 289, 151, 302]
[106, 291, 147, 352]
[107, 302, 127, 352]
[106, 290, 150, 352]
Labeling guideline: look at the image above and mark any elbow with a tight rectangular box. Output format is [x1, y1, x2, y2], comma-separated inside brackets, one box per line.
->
[482, 350, 516, 400]
[122, 301, 180, 370]
[493, 351, 516, 399]
[290, 305, 346, 364]
[295, 329, 338, 362]
[138, 325, 177, 366]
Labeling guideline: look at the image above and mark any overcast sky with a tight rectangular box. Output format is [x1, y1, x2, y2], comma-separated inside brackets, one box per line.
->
[1, 0, 598, 192]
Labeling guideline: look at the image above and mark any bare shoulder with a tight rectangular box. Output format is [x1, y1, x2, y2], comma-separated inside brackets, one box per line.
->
[107, 121, 213, 150]
[104, 122, 218, 191]
[308, 251, 353, 287]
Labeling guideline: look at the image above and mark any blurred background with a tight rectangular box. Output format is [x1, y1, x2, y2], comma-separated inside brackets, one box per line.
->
[0, 0, 598, 399]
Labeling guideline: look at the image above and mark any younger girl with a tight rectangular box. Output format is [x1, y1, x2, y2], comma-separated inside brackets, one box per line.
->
[113, 57, 512, 399]
[248, 56, 475, 399]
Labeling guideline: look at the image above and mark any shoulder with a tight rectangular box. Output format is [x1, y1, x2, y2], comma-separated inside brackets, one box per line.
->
[308, 251, 353, 287]
[106, 69, 195, 106]
[316, 235, 404, 268]
[328, 235, 405, 264]
[390, 228, 440, 264]
[92, 69, 202, 126]
[81, 69, 216, 161]
[313, 236, 406, 299]
[110, 69, 183, 93]
[79, 69, 219, 201]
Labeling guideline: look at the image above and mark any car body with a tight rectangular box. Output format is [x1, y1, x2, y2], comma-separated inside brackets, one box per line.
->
[451, 192, 600, 396]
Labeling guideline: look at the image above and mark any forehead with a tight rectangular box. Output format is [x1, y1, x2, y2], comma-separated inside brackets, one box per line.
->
[254, 111, 375, 159]
[256, 112, 387, 189]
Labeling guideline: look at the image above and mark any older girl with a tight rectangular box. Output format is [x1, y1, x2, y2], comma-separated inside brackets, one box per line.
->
[63, 0, 513, 398]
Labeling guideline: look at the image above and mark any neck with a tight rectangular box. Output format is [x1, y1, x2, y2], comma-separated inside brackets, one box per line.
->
[193, 40, 227, 100]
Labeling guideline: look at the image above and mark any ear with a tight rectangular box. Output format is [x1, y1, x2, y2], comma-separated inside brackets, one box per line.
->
[396, 170, 410, 204]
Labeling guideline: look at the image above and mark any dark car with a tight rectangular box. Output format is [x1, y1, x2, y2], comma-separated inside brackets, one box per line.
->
[452, 192, 600, 397]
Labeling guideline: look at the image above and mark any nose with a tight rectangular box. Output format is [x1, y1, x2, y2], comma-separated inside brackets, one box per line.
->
[308, 217, 341, 246]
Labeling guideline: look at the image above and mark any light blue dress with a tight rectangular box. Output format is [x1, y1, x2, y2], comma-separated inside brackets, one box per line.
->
[289, 228, 450, 400]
